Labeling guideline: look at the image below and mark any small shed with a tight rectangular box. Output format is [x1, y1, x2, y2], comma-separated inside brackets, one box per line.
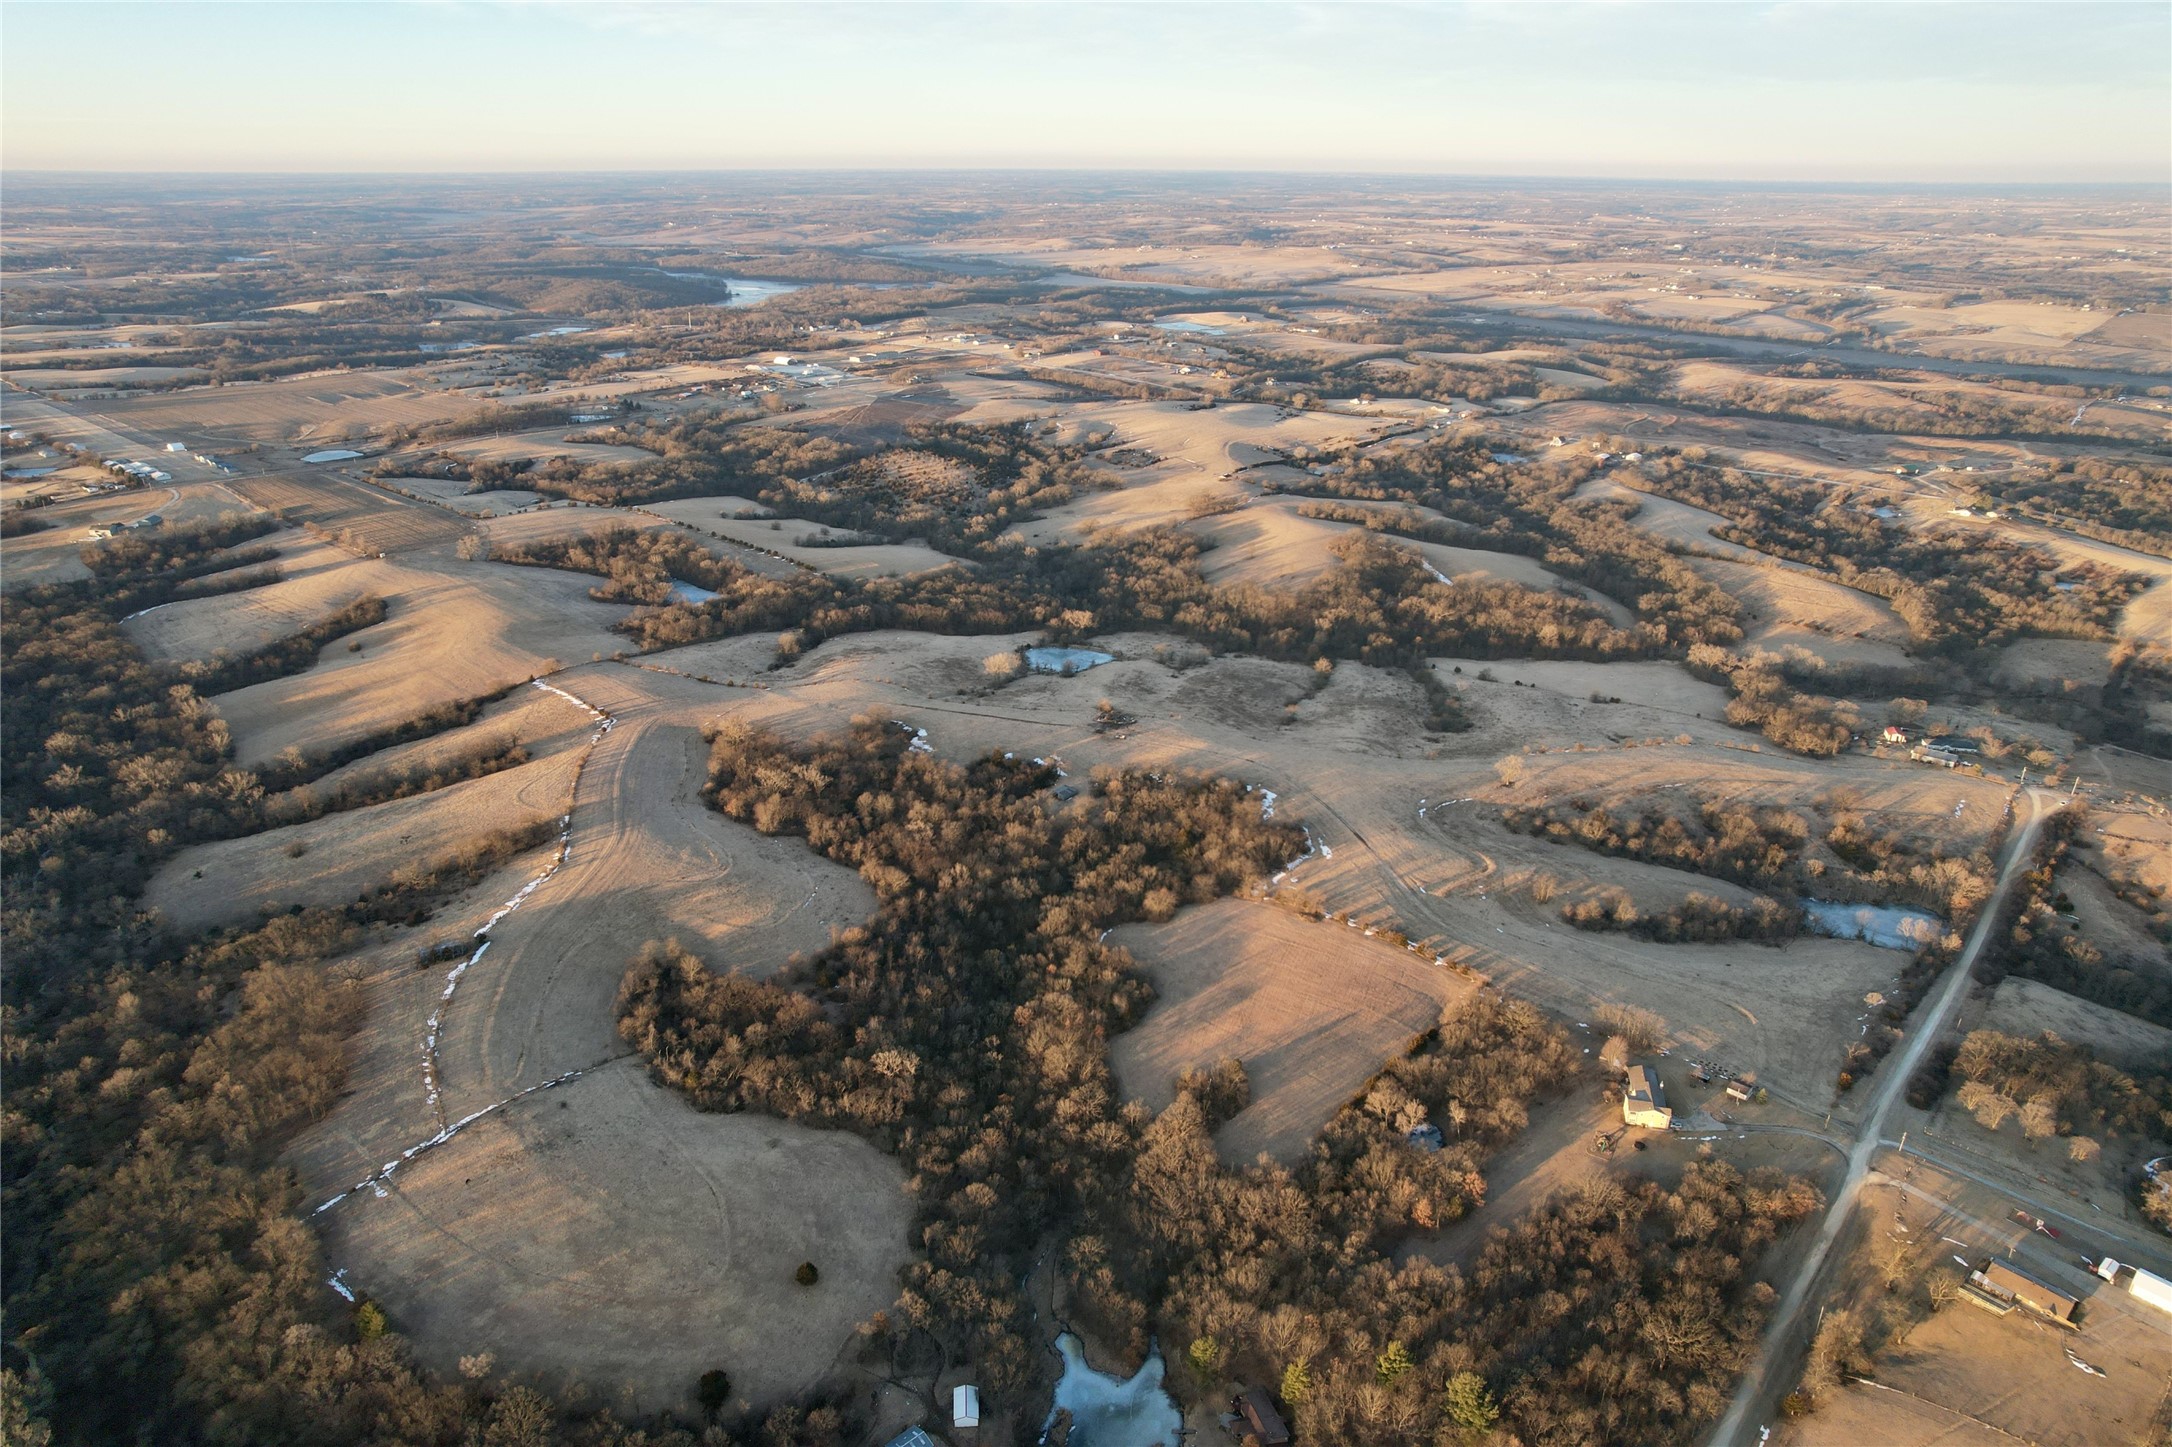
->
[952, 1384, 980, 1429]
[1232, 1388, 1292, 1446]
[1623, 1065, 1671, 1130]
[1724, 1080, 1754, 1104]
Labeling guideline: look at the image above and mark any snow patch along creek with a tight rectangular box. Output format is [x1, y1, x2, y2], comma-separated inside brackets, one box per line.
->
[319, 679, 620, 1300]
[419, 679, 617, 1125]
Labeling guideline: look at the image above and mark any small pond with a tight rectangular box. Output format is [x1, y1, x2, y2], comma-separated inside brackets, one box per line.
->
[1044, 1333, 1182, 1447]
[1152, 318, 1224, 334]
[1026, 646, 1114, 674]
[665, 579, 720, 605]
[1804, 900, 1941, 951]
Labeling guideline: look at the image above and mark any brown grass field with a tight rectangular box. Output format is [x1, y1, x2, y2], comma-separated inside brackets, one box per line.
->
[1109, 899, 1474, 1163]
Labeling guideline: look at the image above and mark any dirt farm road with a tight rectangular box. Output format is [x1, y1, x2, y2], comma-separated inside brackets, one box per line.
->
[1709, 788, 2062, 1446]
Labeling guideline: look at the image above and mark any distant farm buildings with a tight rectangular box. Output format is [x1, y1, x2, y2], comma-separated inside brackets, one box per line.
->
[1623, 1065, 1672, 1129]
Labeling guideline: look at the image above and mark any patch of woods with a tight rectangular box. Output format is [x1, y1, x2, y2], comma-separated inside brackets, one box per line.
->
[1630, 457, 2146, 654]
[1666, 371, 2162, 449]
[1911, 1029, 2172, 1231]
[1, 530, 881, 1444]
[80, 513, 283, 614]
[1968, 811, 2172, 1029]
[1967, 457, 2172, 560]
[619, 721, 1823, 1445]
[1504, 792, 1996, 931]
[508, 465, 1678, 735]
[490, 525, 745, 607]
[1279, 439, 1743, 653]
[494, 415, 857, 510]
[1264, 440, 1885, 757]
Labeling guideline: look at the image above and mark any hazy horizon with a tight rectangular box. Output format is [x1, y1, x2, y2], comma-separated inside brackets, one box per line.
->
[4, 1, 2167, 182]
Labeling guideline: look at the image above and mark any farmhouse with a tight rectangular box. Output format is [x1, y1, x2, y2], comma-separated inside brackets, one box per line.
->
[1623, 1065, 1672, 1129]
[1881, 725, 1910, 746]
[1232, 1388, 1292, 1446]
[1966, 1259, 2080, 1325]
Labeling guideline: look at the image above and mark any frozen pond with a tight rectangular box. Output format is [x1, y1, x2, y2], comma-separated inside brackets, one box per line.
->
[1044, 1334, 1181, 1447]
[1804, 900, 1941, 951]
[665, 579, 719, 605]
[659, 268, 808, 308]
[1026, 646, 1114, 674]
[300, 449, 364, 463]
[1153, 318, 1224, 334]
[710, 277, 804, 308]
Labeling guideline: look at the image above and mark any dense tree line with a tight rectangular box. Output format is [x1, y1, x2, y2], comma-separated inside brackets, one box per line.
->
[1559, 887, 1803, 944]
[254, 684, 525, 795]
[1502, 794, 1996, 921]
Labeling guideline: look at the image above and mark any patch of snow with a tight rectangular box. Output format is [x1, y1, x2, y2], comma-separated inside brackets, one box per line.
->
[419, 679, 615, 1120]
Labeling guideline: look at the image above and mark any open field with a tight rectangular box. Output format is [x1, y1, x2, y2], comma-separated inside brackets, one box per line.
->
[3, 479, 258, 587]
[1974, 977, 2172, 1070]
[90, 370, 490, 444]
[205, 550, 632, 764]
[644, 496, 963, 577]
[314, 1059, 911, 1414]
[230, 471, 469, 554]
[145, 754, 579, 932]
[1109, 899, 1473, 1163]
[431, 428, 658, 467]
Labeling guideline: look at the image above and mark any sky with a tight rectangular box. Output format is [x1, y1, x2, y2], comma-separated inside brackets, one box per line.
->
[3, 1, 2167, 181]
